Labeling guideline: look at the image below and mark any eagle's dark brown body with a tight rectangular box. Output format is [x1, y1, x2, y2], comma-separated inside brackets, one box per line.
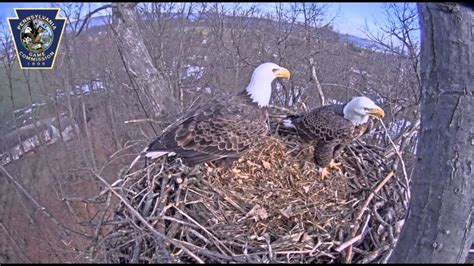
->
[147, 91, 268, 166]
[284, 104, 373, 167]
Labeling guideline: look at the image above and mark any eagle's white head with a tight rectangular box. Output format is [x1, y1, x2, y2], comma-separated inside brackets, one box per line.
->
[245, 62, 291, 107]
[343, 96, 385, 125]
[24, 27, 32, 34]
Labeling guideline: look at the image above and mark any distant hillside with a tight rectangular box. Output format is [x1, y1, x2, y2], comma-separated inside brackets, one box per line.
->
[73, 14, 382, 50]
[336, 33, 384, 50]
[1, 11, 384, 120]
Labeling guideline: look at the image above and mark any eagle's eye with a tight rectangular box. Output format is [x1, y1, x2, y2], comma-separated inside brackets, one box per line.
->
[272, 68, 279, 73]
[364, 107, 370, 111]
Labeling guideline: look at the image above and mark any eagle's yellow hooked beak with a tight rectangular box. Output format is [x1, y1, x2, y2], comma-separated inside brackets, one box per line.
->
[367, 107, 385, 118]
[274, 68, 291, 80]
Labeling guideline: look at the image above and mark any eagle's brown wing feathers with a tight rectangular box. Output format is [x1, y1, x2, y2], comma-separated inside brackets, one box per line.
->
[291, 106, 354, 142]
[147, 100, 267, 166]
[282, 104, 376, 168]
[289, 105, 355, 167]
[320, 118, 374, 167]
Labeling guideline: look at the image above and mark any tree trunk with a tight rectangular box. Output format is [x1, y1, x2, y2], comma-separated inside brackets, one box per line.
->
[389, 3, 473, 263]
[111, 3, 178, 118]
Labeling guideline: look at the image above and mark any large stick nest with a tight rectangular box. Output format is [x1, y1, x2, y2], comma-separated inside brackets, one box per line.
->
[96, 116, 408, 263]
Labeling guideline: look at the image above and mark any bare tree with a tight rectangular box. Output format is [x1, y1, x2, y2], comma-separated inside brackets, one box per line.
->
[0, 22, 29, 159]
[389, 3, 473, 263]
[110, 3, 178, 118]
[359, 3, 422, 185]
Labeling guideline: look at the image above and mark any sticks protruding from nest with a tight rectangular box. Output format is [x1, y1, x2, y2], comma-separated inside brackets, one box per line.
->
[93, 130, 408, 263]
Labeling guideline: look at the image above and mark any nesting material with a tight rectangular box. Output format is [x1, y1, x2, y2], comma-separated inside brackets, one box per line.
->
[98, 132, 407, 263]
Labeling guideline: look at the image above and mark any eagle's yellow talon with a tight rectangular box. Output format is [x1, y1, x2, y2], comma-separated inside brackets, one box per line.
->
[320, 167, 330, 180]
[319, 160, 343, 179]
[328, 159, 342, 172]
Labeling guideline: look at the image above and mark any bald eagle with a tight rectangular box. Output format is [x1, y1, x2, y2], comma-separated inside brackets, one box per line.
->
[145, 62, 291, 166]
[281, 96, 385, 179]
[21, 20, 47, 52]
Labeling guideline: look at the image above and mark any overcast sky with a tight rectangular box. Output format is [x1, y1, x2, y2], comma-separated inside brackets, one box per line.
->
[0, 2, 418, 40]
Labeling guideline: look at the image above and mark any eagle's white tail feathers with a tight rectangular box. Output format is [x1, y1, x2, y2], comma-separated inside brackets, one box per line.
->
[145, 151, 170, 159]
[282, 118, 296, 129]
[144, 150, 177, 159]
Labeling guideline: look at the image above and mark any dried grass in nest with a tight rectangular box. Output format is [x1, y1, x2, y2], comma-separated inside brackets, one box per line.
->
[96, 131, 408, 263]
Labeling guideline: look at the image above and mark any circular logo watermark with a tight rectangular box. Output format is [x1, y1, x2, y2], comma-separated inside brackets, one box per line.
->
[20, 18, 54, 54]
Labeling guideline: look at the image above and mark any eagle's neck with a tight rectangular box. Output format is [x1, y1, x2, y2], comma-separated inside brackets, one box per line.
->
[244, 77, 273, 108]
[343, 104, 369, 126]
